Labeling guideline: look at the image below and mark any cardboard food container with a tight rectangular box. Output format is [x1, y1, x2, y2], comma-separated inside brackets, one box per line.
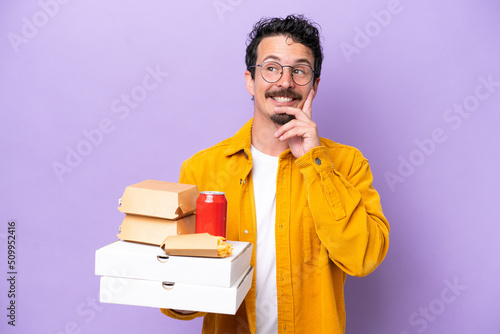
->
[95, 240, 253, 288]
[118, 180, 198, 219]
[99, 266, 253, 315]
[117, 214, 196, 246]
[161, 233, 231, 258]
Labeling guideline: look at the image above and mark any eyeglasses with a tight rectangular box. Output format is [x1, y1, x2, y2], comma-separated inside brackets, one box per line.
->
[250, 61, 316, 86]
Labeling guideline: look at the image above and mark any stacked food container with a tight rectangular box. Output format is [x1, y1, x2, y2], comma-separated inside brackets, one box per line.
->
[94, 179, 253, 314]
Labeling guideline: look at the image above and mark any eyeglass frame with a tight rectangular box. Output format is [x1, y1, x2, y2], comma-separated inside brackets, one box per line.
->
[250, 61, 317, 86]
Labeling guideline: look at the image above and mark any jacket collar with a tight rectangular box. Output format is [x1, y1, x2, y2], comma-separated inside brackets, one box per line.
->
[224, 117, 294, 159]
[224, 118, 253, 157]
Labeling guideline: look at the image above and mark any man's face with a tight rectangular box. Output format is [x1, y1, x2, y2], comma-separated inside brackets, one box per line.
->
[245, 35, 319, 126]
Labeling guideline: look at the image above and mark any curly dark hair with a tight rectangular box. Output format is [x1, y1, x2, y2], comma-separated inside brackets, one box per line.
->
[245, 14, 323, 83]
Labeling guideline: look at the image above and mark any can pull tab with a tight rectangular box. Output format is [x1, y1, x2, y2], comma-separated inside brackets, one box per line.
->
[157, 255, 169, 263]
[162, 282, 175, 290]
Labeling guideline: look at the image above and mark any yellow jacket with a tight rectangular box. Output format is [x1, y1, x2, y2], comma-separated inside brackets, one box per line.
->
[161, 119, 390, 334]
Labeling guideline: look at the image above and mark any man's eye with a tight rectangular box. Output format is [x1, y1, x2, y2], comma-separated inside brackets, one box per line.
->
[266, 66, 277, 72]
[294, 66, 310, 76]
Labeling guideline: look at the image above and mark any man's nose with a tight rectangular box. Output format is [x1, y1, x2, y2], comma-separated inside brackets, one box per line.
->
[276, 66, 295, 89]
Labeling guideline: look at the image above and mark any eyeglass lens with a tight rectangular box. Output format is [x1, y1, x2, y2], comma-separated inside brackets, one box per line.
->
[260, 62, 313, 86]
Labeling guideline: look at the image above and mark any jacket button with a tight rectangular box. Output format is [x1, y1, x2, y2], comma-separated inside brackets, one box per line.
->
[244, 230, 248, 234]
[315, 157, 321, 165]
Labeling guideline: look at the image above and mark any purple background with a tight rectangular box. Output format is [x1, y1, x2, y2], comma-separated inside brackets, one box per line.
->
[1, 1, 499, 333]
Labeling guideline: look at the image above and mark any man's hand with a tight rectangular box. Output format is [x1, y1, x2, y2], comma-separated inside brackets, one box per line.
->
[173, 309, 196, 315]
[273, 89, 321, 158]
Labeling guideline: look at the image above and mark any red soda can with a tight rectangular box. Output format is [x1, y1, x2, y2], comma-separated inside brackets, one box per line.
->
[195, 191, 227, 238]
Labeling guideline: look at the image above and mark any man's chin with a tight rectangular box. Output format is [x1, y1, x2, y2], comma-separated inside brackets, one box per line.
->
[270, 114, 295, 125]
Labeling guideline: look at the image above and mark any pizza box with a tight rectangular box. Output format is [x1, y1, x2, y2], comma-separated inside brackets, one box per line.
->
[99, 266, 253, 315]
[95, 240, 252, 288]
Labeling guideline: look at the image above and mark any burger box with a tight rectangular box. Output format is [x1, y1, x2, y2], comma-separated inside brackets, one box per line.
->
[95, 240, 253, 288]
[117, 214, 196, 246]
[99, 266, 253, 315]
[118, 180, 198, 219]
[95, 240, 253, 315]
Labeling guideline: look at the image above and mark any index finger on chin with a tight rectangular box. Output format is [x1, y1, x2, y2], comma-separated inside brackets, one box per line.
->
[302, 89, 315, 118]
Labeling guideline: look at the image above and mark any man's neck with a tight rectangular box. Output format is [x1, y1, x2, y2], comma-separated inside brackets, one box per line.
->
[251, 114, 289, 157]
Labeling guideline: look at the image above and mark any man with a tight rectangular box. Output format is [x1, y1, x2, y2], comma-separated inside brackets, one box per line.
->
[161, 15, 390, 334]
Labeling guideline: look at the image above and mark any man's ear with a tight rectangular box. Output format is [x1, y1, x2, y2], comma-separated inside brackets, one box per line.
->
[312, 77, 320, 98]
[245, 70, 255, 97]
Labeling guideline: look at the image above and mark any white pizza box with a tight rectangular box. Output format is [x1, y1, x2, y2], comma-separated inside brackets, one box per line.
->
[99, 266, 254, 315]
[95, 240, 252, 288]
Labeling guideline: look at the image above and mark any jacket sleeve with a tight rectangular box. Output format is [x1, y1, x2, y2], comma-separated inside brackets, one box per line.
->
[295, 146, 390, 277]
[159, 160, 208, 321]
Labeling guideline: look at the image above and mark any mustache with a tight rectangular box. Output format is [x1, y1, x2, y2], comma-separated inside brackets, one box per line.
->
[265, 89, 302, 100]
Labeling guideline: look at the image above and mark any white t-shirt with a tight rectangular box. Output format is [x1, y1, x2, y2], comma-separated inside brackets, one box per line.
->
[251, 145, 279, 334]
